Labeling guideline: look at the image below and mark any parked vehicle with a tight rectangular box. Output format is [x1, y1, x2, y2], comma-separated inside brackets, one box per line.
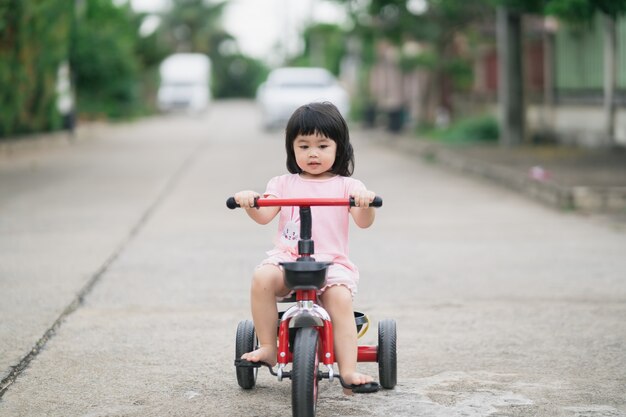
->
[157, 53, 211, 113]
[256, 67, 350, 129]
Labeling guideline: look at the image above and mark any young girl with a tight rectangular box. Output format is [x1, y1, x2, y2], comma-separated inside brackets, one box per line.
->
[234, 102, 377, 391]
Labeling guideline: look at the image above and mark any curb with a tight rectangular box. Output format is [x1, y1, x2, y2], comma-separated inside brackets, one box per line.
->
[0, 121, 112, 158]
[571, 186, 626, 212]
[365, 131, 625, 213]
[0, 130, 77, 157]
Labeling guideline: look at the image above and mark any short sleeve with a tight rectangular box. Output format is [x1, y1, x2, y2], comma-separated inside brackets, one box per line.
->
[264, 176, 282, 198]
[345, 177, 366, 196]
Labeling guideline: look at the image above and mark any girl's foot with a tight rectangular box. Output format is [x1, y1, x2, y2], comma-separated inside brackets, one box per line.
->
[341, 371, 375, 395]
[241, 345, 277, 366]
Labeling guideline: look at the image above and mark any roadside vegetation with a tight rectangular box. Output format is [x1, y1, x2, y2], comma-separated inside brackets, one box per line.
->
[2, 0, 625, 143]
[0, 0, 268, 138]
[422, 115, 500, 144]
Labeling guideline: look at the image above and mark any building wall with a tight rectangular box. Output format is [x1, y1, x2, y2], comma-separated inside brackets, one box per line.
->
[555, 15, 626, 90]
[528, 105, 626, 146]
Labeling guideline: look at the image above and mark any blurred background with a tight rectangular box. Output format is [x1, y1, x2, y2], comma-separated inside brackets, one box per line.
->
[1, 0, 625, 148]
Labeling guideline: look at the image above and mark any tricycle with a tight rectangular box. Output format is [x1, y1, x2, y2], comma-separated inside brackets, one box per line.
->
[227, 196, 397, 417]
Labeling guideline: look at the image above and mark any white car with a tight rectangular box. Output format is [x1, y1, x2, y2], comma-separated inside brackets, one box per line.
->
[157, 53, 211, 113]
[256, 67, 350, 129]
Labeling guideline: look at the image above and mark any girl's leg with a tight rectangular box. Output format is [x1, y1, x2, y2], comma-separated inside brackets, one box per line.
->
[241, 264, 289, 365]
[320, 285, 374, 388]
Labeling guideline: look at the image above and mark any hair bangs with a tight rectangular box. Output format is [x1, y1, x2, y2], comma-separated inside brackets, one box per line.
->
[286, 107, 339, 141]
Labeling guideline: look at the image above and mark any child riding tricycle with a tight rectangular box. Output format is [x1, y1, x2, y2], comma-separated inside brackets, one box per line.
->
[228, 102, 397, 417]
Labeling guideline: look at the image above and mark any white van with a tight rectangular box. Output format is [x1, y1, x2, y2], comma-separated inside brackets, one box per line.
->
[157, 53, 211, 112]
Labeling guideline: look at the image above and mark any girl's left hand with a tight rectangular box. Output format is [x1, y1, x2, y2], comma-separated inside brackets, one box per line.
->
[351, 189, 376, 208]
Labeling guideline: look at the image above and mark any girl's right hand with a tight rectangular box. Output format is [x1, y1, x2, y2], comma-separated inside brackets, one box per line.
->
[234, 190, 260, 209]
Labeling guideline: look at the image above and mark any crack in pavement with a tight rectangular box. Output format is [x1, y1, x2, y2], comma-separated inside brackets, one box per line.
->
[0, 140, 208, 398]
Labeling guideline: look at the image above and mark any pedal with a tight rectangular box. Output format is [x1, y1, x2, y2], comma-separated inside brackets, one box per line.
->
[276, 367, 291, 380]
[319, 365, 334, 382]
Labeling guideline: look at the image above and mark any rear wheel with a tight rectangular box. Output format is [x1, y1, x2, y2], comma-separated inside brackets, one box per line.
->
[378, 319, 397, 389]
[292, 327, 320, 417]
[235, 320, 257, 389]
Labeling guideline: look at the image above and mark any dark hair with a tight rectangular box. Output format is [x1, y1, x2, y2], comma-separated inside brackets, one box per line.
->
[285, 102, 354, 177]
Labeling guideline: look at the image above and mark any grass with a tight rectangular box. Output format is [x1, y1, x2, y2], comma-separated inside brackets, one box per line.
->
[421, 114, 499, 144]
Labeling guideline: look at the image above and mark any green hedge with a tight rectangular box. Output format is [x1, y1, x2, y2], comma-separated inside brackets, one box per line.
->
[427, 115, 500, 143]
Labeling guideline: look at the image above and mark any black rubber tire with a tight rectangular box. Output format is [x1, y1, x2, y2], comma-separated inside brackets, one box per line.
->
[291, 327, 320, 417]
[378, 319, 397, 389]
[235, 320, 257, 389]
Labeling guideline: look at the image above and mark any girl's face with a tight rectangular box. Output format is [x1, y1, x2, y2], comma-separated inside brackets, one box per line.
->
[293, 133, 337, 179]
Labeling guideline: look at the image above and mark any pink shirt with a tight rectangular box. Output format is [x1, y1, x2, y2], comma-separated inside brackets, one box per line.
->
[263, 174, 366, 270]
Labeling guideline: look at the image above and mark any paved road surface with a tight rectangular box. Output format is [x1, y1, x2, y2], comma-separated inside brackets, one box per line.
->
[1, 101, 625, 416]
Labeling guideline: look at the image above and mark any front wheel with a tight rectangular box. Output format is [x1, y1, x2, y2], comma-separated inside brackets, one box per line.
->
[378, 319, 397, 389]
[235, 320, 257, 389]
[292, 327, 320, 417]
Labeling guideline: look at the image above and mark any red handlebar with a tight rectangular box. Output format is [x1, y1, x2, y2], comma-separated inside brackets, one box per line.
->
[226, 196, 382, 209]
[256, 198, 351, 207]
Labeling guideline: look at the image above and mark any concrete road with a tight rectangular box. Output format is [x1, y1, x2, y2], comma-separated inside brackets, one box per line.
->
[1, 101, 625, 417]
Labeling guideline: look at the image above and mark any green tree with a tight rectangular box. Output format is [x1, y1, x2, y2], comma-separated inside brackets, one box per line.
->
[131, 12, 172, 112]
[290, 23, 347, 76]
[340, 0, 493, 123]
[160, 1, 267, 98]
[132, 13, 171, 70]
[161, 0, 227, 53]
[336, 0, 626, 144]
[544, 0, 626, 21]
[70, 0, 147, 119]
[212, 53, 268, 98]
[401, 0, 492, 121]
[0, 1, 72, 137]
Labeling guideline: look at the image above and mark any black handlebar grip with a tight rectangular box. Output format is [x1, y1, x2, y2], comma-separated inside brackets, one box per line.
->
[226, 197, 239, 209]
[349, 196, 383, 207]
[227, 196, 260, 209]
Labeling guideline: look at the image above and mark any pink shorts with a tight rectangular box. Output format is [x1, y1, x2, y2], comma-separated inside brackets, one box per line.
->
[257, 250, 359, 299]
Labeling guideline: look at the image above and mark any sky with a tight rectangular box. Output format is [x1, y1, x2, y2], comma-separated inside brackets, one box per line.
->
[130, 0, 346, 63]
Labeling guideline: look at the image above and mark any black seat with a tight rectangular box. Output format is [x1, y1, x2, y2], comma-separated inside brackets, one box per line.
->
[281, 261, 331, 290]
